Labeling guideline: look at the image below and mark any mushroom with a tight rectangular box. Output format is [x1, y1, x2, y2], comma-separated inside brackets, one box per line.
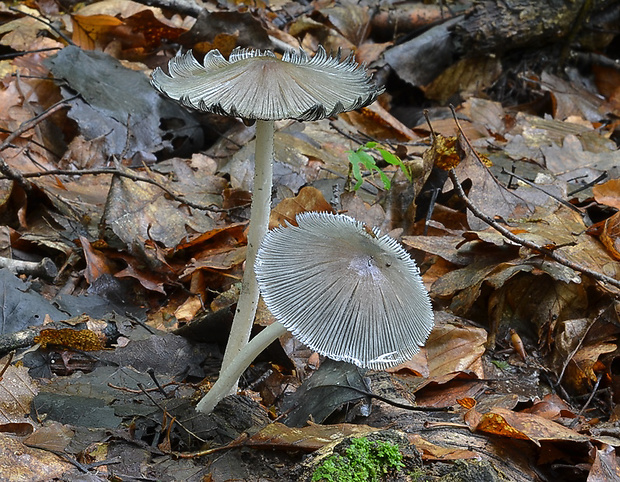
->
[151, 46, 383, 398]
[195, 212, 434, 413]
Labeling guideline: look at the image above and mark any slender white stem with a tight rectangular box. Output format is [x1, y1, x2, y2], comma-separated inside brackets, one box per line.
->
[196, 321, 288, 413]
[218, 120, 274, 393]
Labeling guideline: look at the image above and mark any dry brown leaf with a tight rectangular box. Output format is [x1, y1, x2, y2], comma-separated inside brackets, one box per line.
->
[72, 14, 123, 49]
[246, 422, 377, 452]
[593, 179, 620, 210]
[520, 394, 575, 420]
[425, 318, 487, 378]
[540, 71, 605, 122]
[0, 7, 55, 50]
[472, 407, 590, 446]
[588, 444, 620, 482]
[0, 362, 37, 426]
[598, 211, 620, 260]
[320, 4, 370, 45]
[193, 33, 239, 58]
[79, 236, 114, 284]
[407, 433, 479, 461]
[592, 64, 620, 115]
[413, 372, 485, 409]
[423, 56, 502, 104]
[269, 186, 334, 229]
[339, 101, 419, 141]
[0, 434, 74, 479]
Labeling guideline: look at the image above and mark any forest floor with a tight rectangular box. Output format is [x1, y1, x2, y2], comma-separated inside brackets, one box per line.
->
[1, 1, 620, 481]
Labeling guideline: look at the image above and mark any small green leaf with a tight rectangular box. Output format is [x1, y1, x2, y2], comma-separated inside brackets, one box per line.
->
[377, 148, 411, 181]
[491, 360, 510, 370]
[347, 151, 365, 190]
[346, 142, 409, 191]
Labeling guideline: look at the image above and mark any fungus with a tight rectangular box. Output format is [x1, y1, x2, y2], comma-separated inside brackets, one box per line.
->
[151, 46, 383, 401]
[195, 212, 434, 413]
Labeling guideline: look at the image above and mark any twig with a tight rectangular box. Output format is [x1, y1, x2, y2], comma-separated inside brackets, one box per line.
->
[171, 433, 249, 459]
[0, 47, 62, 60]
[108, 381, 175, 394]
[567, 171, 608, 197]
[1, 168, 233, 213]
[0, 98, 74, 191]
[500, 167, 582, 214]
[8, 6, 74, 45]
[0, 256, 57, 279]
[447, 169, 620, 289]
[446, 108, 620, 290]
[0, 329, 39, 356]
[147, 368, 169, 397]
[136, 383, 206, 444]
[320, 384, 451, 411]
[0, 352, 14, 379]
[129, 0, 203, 17]
[569, 373, 602, 428]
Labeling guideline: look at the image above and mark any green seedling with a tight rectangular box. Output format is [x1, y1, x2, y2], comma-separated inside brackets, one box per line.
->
[347, 141, 412, 191]
[491, 360, 510, 370]
[312, 436, 405, 482]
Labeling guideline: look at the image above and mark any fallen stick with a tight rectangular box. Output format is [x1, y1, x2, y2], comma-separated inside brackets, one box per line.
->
[0, 256, 57, 279]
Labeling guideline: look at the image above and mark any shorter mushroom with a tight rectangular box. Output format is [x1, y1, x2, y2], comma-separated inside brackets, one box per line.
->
[196, 212, 434, 413]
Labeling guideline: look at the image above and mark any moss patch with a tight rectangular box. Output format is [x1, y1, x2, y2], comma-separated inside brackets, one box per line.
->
[311, 436, 404, 482]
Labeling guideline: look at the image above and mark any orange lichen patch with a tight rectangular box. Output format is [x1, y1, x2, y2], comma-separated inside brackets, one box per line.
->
[425, 134, 493, 171]
[34, 329, 105, 351]
[426, 134, 460, 170]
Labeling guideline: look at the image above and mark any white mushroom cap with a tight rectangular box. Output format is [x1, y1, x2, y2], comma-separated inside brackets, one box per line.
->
[255, 212, 434, 369]
[151, 46, 383, 121]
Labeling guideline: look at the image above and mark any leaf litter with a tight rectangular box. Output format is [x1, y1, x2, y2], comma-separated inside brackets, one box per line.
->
[0, 0, 620, 480]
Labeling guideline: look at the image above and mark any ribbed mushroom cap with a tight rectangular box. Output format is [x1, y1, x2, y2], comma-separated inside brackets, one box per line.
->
[255, 212, 434, 369]
[151, 46, 383, 121]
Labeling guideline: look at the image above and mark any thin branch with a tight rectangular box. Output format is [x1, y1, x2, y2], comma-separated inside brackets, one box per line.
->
[500, 167, 583, 214]
[0, 256, 57, 279]
[569, 373, 602, 428]
[136, 382, 206, 444]
[0, 47, 62, 61]
[9, 6, 74, 45]
[446, 107, 620, 290]
[320, 384, 451, 411]
[0, 167, 240, 213]
[0, 98, 74, 191]
[129, 0, 203, 17]
[447, 169, 620, 289]
[567, 171, 608, 197]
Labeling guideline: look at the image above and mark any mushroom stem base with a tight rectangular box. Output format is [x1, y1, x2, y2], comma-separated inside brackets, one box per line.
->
[196, 321, 288, 413]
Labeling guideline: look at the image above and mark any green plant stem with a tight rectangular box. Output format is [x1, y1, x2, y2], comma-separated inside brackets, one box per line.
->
[196, 321, 288, 413]
[198, 119, 274, 411]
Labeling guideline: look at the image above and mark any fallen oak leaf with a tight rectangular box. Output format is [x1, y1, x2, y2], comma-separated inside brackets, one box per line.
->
[464, 405, 589, 446]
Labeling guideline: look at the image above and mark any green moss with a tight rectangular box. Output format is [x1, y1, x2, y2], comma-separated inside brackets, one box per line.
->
[312, 436, 405, 482]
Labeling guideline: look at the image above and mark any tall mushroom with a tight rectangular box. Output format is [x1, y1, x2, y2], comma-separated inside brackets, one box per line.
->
[151, 46, 383, 396]
[196, 212, 434, 413]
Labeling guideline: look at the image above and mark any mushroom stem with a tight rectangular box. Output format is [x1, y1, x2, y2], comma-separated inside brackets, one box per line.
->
[196, 321, 288, 413]
[218, 119, 275, 396]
